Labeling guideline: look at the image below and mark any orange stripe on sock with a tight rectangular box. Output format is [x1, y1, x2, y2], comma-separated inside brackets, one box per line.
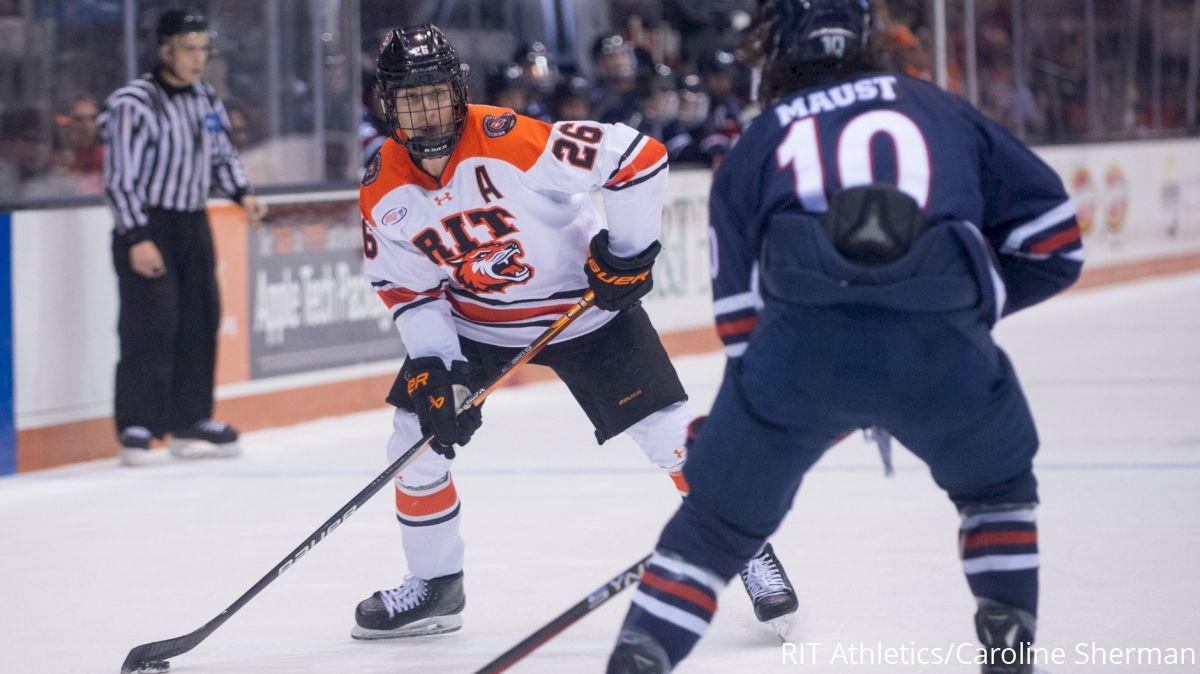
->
[715, 316, 757, 337]
[396, 479, 459, 518]
[963, 531, 1038, 550]
[669, 469, 690, 495]
[641, 570, 717, 614]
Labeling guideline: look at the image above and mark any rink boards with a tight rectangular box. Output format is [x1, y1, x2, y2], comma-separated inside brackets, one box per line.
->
[3, 139, 1200, 474]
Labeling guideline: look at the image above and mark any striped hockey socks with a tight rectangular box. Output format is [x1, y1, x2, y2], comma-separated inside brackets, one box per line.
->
[959, 504, 1039, 617]
[612, 551, 726, 670]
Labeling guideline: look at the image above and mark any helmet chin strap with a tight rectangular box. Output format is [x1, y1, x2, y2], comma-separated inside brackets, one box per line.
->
[405, 135, 457, 161]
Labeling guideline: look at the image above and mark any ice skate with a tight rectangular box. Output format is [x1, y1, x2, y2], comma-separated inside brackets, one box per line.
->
[739, 543, 799, 640]
[607, 628, 672, 674]
[352, 572, 465, 639]
[169, 419, 241, 459]
[118, 427, 167, 467]
[976, 599, 1040, 674]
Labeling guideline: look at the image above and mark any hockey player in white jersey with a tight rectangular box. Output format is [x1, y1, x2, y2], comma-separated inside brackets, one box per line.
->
[352, 24, 799, 640]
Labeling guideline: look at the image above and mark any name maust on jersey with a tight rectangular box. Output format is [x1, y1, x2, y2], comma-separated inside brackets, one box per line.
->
[773, 75, 899, 125]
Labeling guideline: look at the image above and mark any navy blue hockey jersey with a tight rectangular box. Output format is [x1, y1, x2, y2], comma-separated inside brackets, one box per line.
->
[710, 72, 1083, 357]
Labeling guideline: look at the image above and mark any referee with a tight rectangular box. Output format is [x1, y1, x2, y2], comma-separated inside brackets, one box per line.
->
[100, 7, 267, 465]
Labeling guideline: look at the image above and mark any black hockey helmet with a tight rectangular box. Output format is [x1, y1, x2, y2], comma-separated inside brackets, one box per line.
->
[376, 24, 469, 160]
[754, 0, 872, 101]
[759, 0, 871, 63]
[156, 7, 209, 44]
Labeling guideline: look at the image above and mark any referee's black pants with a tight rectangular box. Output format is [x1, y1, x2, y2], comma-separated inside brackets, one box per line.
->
[112, 208, 220, 438]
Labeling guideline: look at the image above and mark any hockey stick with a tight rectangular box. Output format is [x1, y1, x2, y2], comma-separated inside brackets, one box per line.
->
[473, 553, 652, 674]
[120, 291, 596, 674]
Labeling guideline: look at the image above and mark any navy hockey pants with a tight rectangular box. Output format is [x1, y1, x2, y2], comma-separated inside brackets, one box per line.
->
[660, 304, 1040, 579]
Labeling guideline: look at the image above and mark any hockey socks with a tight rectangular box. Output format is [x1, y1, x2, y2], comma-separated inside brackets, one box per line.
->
[395, 474, 465, 580]
[668, 468, 689, 496]
[959, 504, 1039, 618]
[612, 551, 725, 670]
[395, 474, 461, 527]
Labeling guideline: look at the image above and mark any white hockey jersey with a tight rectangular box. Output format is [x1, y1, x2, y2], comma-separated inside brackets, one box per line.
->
[361, 104, 669, 363]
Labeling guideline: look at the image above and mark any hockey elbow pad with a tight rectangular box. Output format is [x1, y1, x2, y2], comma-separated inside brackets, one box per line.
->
[584, 230, 662, 312]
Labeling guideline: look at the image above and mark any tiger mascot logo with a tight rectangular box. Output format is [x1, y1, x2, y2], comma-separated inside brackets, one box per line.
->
[448, 239, 534, 293]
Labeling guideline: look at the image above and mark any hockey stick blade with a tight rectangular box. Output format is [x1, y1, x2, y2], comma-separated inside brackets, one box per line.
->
[474, 554, 651, 674]
[120, 292, 595, 674]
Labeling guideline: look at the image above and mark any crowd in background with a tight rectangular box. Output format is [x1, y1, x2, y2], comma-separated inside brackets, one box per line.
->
[3, 0, 1200, 206]
[0, 97, 103, 201]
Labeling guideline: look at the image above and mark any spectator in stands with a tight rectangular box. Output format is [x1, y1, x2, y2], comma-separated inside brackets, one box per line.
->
[513, 41, 560, 121]
[975, 17, 1039, 137]
[58, 95, 104, 193]
[485, 62, 531, 116]
[637, 63, 708, 167]
[667, 73, 710, 165]
[0, 106, 80, 201]
[591, 32, 641, 125]
[551, 74, 594, 120]
[695, 49, 746, 168]
[636, 63, 679, 140]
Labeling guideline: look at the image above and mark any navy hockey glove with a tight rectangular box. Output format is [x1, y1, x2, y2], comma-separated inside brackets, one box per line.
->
[406, 357, 482, 459]
[584, 230, 662, 312]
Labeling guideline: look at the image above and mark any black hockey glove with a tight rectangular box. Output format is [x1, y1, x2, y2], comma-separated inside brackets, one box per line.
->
[584, 230, 662, 312]
[406, 357, 482, 459]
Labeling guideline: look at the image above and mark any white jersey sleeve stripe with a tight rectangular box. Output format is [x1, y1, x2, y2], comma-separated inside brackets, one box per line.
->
[1001, 199, 1077, 252]
[713, 291, 764, 318]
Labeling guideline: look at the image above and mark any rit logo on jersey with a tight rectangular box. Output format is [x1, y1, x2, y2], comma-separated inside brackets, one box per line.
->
[411, 167, 534, 294]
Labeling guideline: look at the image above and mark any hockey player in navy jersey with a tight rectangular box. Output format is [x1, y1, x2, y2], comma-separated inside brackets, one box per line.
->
[607, 1, 1083, 673]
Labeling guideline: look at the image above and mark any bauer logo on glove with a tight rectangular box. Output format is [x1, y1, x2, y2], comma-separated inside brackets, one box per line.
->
[584, 230, 662, 312]
[585, 257, 651, 286]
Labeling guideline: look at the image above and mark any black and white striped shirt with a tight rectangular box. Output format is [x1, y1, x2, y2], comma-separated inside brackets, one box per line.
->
[100, 71, 250, 240]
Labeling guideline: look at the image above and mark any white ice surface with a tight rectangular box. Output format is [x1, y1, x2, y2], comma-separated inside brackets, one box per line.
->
[2, 273, 1199, 674]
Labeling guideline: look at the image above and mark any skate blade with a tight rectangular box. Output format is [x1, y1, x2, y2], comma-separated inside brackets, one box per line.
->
[169, 439, 242, 459]
[766, 613, 795, 642]
[351, 614, 463, 640]
[119, 449, 173, 467]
